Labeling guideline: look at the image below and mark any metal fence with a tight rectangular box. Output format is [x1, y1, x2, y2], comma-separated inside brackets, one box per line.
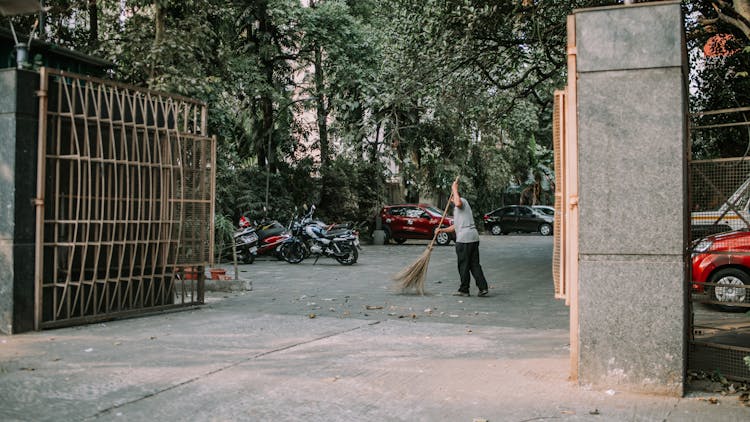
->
[688, 108, 750, 381]
[33, 68, 215, 329]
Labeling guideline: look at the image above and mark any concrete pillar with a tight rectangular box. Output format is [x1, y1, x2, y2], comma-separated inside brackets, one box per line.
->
[0, 69, 39, 334]
[574, 1, 688, 395]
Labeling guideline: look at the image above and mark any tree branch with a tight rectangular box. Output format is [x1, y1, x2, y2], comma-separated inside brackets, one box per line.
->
[712, 1, 750, 41]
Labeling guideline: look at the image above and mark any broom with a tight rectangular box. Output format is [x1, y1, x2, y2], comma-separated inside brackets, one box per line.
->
[393, 176, 458, 295]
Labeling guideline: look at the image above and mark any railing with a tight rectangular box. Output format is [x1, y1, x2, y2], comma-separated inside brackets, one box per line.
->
[688, 107, 750, 381]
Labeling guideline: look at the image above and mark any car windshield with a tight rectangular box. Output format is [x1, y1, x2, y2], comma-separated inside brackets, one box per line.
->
[425, 206, 443, 217]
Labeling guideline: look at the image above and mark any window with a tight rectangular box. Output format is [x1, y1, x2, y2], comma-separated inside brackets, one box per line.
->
[405, 208, 423, 218]
[518, 207, 533, 216]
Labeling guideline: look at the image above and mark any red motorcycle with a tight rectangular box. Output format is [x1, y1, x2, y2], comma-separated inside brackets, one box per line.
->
[235, 217, 291, 264]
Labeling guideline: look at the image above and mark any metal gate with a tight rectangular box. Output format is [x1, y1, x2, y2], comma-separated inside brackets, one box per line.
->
[688, 107, 750, 381]
[33, 68, 215, 329]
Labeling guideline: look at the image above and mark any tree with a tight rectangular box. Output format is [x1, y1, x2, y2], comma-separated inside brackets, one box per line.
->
[368, 0, 608, 202]
[687, 1, 750, 158]
[702, 0, 750, 41]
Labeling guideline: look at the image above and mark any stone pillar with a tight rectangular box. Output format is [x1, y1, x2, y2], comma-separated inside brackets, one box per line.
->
[0, 69, 39, 334]
[574, 1, 688, 395]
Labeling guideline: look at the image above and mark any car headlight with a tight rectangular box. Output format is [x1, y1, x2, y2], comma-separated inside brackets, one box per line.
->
[693, 239, 712, 253]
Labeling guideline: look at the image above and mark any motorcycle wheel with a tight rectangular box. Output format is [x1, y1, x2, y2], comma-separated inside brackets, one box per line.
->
[335, 245, 358, 265]
[242, 251, 255, 265]
[283, 241, 305, 264]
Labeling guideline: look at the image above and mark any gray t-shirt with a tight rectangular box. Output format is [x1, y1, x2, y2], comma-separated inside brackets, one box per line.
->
[453, 198, 480, 243]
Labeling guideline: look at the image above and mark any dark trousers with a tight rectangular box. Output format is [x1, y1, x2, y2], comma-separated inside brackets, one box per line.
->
[455, 241, 488, 293]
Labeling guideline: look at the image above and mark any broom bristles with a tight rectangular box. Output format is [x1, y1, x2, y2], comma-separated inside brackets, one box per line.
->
[393, 246, 433, 295]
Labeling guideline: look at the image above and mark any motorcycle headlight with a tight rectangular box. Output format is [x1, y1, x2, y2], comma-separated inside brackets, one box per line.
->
[693, 239, 712, 253]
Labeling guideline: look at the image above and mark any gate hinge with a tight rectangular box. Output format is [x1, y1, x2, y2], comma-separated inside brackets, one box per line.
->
[35, 90, 47, 97]
[32, 198, 44, 207]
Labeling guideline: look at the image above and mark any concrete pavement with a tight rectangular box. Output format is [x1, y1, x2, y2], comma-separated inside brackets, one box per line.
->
[1, 235, 748, 421]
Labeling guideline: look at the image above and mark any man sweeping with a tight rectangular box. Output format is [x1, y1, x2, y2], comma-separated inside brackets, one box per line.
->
[436, 179, 489, 297]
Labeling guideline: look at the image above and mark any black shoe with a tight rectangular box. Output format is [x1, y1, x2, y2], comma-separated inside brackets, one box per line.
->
[478, 290, 488, 297]
[452, 291, 469, 297]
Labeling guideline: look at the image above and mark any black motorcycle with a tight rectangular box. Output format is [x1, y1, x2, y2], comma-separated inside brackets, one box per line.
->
[281, 206, 360, 265]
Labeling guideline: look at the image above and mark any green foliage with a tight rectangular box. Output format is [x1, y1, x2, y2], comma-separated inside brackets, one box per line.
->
[214, 213, 236, 261]
[684, 1, 750, 159]
[318, 156, 387, 226]
[27, 0, 618, 251]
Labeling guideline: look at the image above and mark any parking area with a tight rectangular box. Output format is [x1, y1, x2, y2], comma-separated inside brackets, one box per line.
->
[214, 234, 567, 330]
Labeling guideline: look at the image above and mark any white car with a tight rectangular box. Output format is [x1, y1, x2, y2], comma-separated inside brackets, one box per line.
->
[692, 178, 750, 237]
[532, 205, 555, 217]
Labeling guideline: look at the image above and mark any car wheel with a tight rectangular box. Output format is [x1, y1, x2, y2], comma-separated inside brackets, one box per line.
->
[435, 230, 451, 246]
[539, 223, 552, 236]
[709, 268, 749, 311]
[382, 227, 392, 244]
[394, 238, 407, 244]
[490, 224, 502, 236]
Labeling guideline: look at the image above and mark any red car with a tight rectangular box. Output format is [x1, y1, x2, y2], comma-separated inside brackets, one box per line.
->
[379, 204, 454, 245]
[692, 230, 750, 311]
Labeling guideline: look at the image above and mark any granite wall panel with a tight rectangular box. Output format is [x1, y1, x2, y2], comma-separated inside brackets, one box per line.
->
[578, 68, 685, 256]
[574, 1, 687, 396]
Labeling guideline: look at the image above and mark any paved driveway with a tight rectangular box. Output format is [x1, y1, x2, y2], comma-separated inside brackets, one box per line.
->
[220, 234, 567, 330]
[3, 235, 746, 421]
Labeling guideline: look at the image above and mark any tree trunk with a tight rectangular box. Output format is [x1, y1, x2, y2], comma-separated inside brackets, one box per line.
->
[314, 45, 330, 169]
[88, 0, 98, 48]
[259, 95, 274, 172]
[256, 0, 277, 173]
[154, 2, 166, 45]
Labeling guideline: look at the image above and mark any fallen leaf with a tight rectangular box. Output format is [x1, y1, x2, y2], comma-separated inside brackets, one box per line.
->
[589, 409, 600, 415]
[365, 305, 383, 310]
[560, 410, 575, 415]
[308, 313, 316, 319]
[19, 367, 35, 371]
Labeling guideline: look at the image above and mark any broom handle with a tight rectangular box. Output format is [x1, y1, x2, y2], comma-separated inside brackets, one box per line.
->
[428, 175, 460, 248]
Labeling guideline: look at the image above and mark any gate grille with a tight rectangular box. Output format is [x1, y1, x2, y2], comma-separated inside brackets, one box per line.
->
[34, 68, 215, 329]
[688, 107, 750, 382]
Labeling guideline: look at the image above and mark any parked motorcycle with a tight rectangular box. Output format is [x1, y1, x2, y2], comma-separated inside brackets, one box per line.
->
[233, 225, 259, 264]
[234, 218, 291, 264]
[281, 205, 361, 265]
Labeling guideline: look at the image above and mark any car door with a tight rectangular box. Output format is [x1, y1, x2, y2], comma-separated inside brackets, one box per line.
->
[413, 206, 436, 238]
[499, 206, 519, 231]
[384, 207, 406, 237]
[402, 206, 425, 236]
[516, 206, 538, 232]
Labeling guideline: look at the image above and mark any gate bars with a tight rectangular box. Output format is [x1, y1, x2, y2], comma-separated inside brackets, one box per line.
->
[33, 67, 216, 329]
[688, 107, 750, 381]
